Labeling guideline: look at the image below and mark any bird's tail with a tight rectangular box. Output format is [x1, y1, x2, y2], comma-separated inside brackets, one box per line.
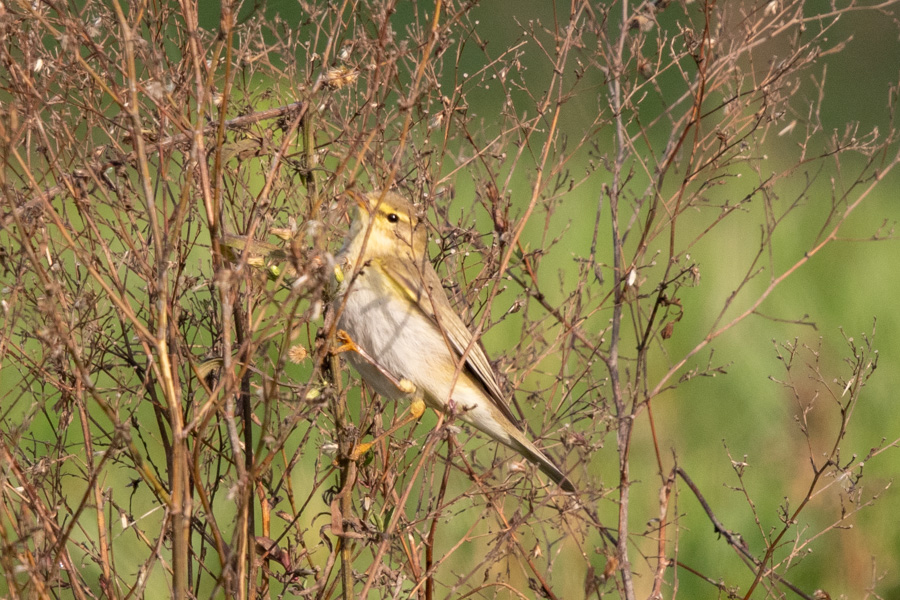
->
[509, 433, 576, 493]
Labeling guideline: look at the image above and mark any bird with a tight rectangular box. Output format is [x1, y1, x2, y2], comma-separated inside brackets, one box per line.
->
[331, 188, 574, 492]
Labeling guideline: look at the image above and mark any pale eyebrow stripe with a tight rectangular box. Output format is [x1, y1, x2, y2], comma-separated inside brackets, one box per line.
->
[377, 205, 413, 225]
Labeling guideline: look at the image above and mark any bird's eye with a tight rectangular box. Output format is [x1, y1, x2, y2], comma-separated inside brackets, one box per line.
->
[386, 213, 400, 223]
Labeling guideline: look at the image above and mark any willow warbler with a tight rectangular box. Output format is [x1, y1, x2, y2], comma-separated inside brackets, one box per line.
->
[333, 189, 574, 492]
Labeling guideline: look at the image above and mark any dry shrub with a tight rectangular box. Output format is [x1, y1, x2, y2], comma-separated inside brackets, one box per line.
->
[1, 1, 898, 599]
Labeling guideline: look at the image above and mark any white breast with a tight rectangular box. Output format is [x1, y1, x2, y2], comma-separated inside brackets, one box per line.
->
[336, 270, 444, 399]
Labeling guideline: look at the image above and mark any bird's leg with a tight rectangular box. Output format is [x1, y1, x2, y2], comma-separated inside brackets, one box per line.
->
[334, 330, 412, 391]
[334, 331, 427, 459]
[351, 385, 426, 460]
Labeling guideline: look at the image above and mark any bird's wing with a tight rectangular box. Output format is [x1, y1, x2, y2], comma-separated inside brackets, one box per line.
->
[377, 254, 520, 424]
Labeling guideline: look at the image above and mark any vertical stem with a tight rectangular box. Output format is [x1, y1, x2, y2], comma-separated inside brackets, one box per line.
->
[110, 1, 189, 596]
[327, 350, 355, 600]
[605, 3, 635, 599]
[234, 300, 255, 600]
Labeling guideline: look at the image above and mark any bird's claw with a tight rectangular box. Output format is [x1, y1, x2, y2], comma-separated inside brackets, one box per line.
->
[348, 396, 425, 462]
[333, 329, 359, 354]
[409, 397, 425, 419]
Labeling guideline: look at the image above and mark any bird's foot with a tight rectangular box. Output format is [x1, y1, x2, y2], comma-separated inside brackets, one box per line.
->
[333, 329, 359, 354]
[349, 395, 426, 461]
[409, 396, 426, 419]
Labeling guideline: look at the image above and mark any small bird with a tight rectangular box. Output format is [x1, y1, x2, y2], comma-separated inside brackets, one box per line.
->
[332, 189, 574, 492]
